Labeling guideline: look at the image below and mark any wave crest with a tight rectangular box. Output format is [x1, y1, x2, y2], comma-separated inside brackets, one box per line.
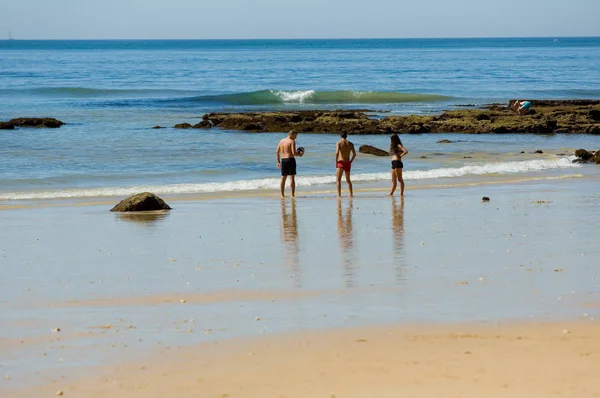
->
[192, 90, 452, 105]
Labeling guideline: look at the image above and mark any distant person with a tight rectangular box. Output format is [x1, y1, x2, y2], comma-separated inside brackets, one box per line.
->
[276, 130, 303, 197]
[389, 134, 408, 196]
[335, 132, 356, 198]
[511, 100, 532, 115]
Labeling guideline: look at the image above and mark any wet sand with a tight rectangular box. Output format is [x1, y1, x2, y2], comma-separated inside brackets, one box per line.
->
[2, 176, 600, 395]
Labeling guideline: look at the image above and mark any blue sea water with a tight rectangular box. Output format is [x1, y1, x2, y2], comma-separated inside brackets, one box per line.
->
[1, 38, 600, 200]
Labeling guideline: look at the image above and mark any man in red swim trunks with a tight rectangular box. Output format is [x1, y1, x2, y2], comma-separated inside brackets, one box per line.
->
[335, 132, 357, 198]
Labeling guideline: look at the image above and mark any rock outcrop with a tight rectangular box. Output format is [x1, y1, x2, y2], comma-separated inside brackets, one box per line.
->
[110, 192, 171, 212]
[3, 118, 65, 128]
[174, 101, 600, 135]
[359, 145, 389, 156]
[573, 149, 600, 164]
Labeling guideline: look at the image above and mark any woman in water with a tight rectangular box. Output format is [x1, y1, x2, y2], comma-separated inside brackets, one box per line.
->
[389, 134, 408, 196]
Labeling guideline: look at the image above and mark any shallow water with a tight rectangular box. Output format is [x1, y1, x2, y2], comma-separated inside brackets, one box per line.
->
[2, 38, 600, 200]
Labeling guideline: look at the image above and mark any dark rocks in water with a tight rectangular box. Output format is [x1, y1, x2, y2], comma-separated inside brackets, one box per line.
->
[535, 150, 544, 154]
[589, 109, 600, 121]
[174, 123, 193, 129]
[432, 152, 445, 156]
[463, 156, 472, 158]
[419, 156, 428, 158]
[572, 149, 600, 164]
[482, 197, 490, 202]
[0, 122, 15, 130]
[193, 120, 213, 129]
[586, 125, 600, 135]
[437, 139, 453, 143]
[574, 149, 593, 161]
[4, 118, 64, 128]
[359, 144, 389, 156]
[528, 100, 600, 107]
[172, 102, 600, 135]
[520, 151, 525, 154]
[110, 192, 171, 212]
[152, 125, 165, 129]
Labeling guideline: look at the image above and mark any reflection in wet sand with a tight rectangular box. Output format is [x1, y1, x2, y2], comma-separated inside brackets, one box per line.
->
[392, 197, 406, 282]
[116, 211, 171, 225]
[337, 199, 356, 288]
[280, 199, 301, 287]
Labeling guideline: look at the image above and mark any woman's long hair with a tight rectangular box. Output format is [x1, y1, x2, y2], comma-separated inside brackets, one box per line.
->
[390, 134, 402, 155]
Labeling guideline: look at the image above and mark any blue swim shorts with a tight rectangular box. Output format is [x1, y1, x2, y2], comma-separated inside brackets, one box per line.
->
[522, 101, 532, 110]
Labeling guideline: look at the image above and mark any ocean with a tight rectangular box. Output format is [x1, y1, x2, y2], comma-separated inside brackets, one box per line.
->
[1, 38, 600, 201]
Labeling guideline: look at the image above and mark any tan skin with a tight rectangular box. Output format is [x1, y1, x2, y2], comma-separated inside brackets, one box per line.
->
[335, 137, 356, 198]
[390, 143, 408, 196]
[276, 132, 303, 197]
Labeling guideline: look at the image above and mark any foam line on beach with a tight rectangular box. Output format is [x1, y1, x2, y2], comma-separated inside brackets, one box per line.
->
[0, 158, 579, 201]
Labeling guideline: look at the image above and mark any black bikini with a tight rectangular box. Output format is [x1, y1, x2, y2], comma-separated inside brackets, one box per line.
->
[391, 160, 403, 169]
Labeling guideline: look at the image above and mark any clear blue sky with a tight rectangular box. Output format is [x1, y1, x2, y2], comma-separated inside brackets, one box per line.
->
[2, 0, 599, 40]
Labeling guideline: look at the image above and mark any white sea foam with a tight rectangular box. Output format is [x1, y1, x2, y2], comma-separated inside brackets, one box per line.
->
[0, 158, 579, 201]
[273, 90, 315, 103]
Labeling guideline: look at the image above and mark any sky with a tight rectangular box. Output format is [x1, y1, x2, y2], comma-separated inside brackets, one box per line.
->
[1, 0, 599, 40]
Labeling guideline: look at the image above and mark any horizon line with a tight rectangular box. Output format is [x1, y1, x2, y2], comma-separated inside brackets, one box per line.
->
[2, 35, 600, 41]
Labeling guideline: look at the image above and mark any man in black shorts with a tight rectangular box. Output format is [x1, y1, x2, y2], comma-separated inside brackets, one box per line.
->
[276, 130, 303, 197]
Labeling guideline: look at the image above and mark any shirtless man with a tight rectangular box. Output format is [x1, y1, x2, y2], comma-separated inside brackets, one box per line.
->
[335, 132, 357, 198]
[276, 130, 303, 197]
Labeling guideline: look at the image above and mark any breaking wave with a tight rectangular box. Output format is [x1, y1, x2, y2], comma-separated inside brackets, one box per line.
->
[190, 90, 452, 105]
[0, 158, 578, 201]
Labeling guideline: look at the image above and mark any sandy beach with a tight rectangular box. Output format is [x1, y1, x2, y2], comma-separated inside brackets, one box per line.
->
[2, 175, 600, 397]
[12, 321, 600, 398]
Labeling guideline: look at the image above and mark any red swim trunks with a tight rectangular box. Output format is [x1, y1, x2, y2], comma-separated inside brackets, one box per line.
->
[336, 160, 352, 172]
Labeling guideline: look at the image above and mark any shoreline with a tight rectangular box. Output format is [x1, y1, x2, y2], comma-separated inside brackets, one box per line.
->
[0, 172, 590, 210]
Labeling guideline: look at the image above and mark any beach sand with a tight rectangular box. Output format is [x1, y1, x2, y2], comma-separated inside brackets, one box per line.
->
[8, 321, 600, 398]
[2, 176, 600, 396]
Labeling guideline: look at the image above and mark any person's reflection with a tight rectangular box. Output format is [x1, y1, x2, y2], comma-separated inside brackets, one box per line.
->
[337, 199, 356, 288]
[392, 196, 406, 282]
[280, 198, 301, 287]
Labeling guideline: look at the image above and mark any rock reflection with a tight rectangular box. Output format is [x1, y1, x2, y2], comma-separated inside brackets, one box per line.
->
[392, 197, 406, 282]
[280, 198, 301, 287]
[116, 211, 170, 226]
[337, 199, 356, 288]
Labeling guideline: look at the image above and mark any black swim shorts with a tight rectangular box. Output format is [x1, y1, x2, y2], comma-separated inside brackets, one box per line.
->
[281, 158, 297, 176]
[391, 160, 403, 169]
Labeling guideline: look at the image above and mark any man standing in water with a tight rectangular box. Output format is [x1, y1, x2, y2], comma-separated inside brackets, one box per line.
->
[276, 130, 303, 197]
[335, 132, 356, 198]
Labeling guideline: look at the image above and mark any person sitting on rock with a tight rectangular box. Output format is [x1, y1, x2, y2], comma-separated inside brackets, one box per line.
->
[511, 100, 532, 115]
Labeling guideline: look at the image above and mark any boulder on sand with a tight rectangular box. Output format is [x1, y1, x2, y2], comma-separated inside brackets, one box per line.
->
[359, 144, 389, 156]
[110, 192, 171, 212]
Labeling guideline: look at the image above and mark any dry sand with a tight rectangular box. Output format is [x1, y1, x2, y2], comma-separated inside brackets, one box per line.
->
[11, 321, 600, 398]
